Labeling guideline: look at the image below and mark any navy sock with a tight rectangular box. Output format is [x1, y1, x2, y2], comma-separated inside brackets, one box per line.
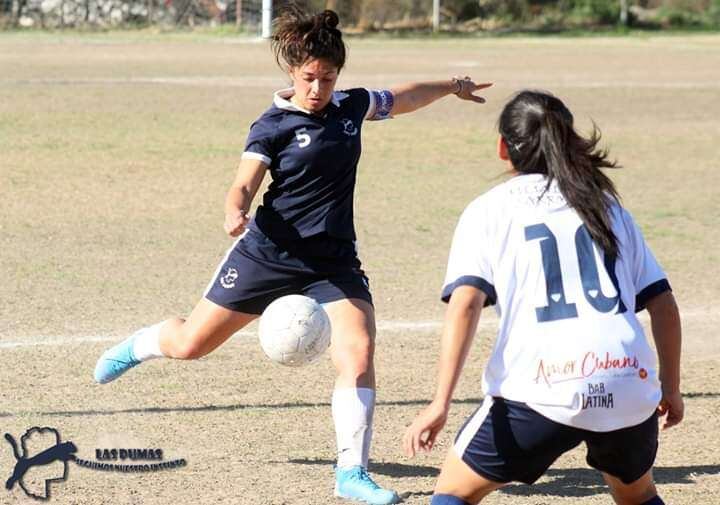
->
[641, 496, 665, 505]
[430, 494, 471, 505]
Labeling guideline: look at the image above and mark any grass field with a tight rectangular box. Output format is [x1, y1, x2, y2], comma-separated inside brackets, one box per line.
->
[1, 33, 719, 504]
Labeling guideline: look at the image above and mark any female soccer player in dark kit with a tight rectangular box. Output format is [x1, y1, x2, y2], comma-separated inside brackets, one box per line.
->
[94, 7, 491, 504]
[404, 90, 682, 505]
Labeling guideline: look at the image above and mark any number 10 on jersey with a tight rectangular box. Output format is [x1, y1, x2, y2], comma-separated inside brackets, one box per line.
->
[525, 223, 627, 323]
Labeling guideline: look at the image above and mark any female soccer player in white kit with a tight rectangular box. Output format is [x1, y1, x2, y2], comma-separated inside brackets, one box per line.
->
[404, 90, 683, 505]
[93, 7, 491, 504]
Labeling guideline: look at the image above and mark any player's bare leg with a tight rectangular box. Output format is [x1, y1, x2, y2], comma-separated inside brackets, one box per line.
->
[325, 298, 398, 505]
[603, 470, 661, 505]
[94, 297, 256, 384]
[159, 298, 257, 359]
[327, 298, 376, 390]
[432, 449, 505, 504]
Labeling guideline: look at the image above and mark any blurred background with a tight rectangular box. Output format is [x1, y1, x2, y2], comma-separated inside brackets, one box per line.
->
[1, 0, 719, 34]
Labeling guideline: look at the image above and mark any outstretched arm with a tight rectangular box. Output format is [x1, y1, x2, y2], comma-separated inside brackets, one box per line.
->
[390, 77, 492, 116]
[646, 290, 683, 429]
[403, 285, 486, 457]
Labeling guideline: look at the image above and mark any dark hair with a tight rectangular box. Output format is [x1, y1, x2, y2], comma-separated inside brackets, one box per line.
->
[272, 6, 346, 71]
[499, 90, 621, 256]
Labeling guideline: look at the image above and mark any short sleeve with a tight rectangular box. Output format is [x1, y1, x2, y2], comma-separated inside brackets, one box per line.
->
[364, 89, 394, 121]
[241, 119, 276, 166]
[620, 209, 671, 311]
[441, 205, 496, 306]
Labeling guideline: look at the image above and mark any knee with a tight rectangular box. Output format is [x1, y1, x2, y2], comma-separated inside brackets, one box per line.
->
[168, 327, 207, 360]
[608, 474, 658, 505]
[172, 344, 204, 360]
[332, 338, 374, 375]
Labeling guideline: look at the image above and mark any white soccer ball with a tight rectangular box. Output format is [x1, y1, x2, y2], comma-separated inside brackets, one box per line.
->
[258, 295, 331, 367]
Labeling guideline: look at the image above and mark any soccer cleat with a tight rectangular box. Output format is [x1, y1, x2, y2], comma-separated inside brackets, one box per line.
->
[93, 334, 141, 384]
[334, 466, 400, 505]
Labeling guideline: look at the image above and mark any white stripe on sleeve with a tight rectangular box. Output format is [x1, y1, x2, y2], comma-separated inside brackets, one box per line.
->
[241, 151, 272, 166]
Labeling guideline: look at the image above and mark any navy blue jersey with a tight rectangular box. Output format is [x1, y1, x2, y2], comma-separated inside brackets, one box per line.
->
[242, 88, 393, 241]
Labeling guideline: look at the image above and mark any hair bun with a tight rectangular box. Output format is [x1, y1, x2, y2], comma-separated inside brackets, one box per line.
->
[316, 10, 339, 30]
[272, 6, 346, 71]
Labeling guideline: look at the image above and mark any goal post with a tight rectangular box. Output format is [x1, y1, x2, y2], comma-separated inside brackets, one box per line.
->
[262, 0, 272, 38]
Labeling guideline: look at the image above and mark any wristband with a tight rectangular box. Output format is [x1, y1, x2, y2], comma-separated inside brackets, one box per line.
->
[451, 77, 463, 95]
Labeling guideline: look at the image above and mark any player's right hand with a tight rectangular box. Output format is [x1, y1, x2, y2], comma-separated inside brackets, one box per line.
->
[403, 401, 449, 458]
[224, 209, 249, 237]
[453, 76, 493, 104]
[657, 389, 684, 429]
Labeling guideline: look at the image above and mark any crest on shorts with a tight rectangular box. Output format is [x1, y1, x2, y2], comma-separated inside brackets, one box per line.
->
[340, 118, 358, 136]
[220, 267, 238, 289]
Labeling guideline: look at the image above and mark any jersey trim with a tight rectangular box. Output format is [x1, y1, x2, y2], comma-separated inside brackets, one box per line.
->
[441, 275, 497, 306]
[241, 151, 272, 165]
[635, 279, 671, 312]
[273, 88, 350, 114]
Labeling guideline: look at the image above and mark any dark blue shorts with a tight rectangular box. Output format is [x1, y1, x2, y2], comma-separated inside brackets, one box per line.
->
[454, 397, 658, 485]
[204, 228, 372, 315]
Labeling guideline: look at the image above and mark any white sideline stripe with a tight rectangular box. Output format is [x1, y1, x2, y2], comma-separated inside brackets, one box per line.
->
[2, 76, 720, 90]
[0, 310, 706, 350]
[0, 319, 458, 349]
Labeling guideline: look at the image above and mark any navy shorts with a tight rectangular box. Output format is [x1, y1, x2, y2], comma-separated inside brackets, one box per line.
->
[204, 228, 372, 315]
[454, 397, 658, 485]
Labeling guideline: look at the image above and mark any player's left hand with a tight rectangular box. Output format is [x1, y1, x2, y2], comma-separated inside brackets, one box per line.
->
[403, 400, 448, 458]
[453, 76, 493, 104]
[224, 208, 250, 237]
[657, 388, 684, 429]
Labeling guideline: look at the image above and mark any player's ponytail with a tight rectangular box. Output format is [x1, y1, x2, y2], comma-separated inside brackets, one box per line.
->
[499, 90, 621, 257]
[272, 6, 346, 71]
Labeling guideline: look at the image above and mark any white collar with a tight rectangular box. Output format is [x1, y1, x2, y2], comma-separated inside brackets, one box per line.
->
[273, 88, 349, 114]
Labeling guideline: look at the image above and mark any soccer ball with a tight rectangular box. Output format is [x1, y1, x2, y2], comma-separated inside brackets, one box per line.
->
[258, 295, 332, 367]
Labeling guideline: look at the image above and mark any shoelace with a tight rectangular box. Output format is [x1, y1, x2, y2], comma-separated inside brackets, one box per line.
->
[351, 468, 381, 490]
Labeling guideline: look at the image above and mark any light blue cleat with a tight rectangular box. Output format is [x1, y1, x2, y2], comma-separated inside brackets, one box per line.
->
[335, 466, 400, 505]
[94, 334, 140, 384]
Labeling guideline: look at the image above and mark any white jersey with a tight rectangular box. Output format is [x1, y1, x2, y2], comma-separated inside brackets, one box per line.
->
[443, 174, 670, 432]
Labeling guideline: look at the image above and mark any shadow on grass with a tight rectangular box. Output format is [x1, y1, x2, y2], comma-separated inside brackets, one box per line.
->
[499, 465, 720, 497]
[286, 459, 719, 498]
[1, 392, 716, 418]
[287, 458, 440, 478]
[0, 398, 485, 418]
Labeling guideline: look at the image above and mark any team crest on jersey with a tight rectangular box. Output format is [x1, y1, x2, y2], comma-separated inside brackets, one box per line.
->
[220, 267, 238, 289]
[340, 118, 358, 136]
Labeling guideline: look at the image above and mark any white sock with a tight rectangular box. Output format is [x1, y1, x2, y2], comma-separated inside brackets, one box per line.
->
[332, 387, 376, 469]
[131, 321, 166, 361]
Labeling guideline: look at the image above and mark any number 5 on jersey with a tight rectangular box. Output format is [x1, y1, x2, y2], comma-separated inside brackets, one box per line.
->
[525, 223, 627, 323]
[295, 128, 311, 148]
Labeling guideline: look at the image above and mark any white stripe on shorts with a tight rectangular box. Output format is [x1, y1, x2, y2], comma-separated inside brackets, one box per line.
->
[203, 232, 246, 298]
[454, 396, 494, 458]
